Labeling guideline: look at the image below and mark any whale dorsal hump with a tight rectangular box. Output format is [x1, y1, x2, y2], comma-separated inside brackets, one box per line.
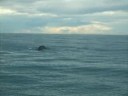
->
[37, 45, 46, 51]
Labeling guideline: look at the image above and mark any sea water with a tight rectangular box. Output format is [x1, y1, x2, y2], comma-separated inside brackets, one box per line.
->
[0, 33, 128, 96]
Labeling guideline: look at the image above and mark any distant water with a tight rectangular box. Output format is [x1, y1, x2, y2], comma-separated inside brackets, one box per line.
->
[0, 33, 128, 96]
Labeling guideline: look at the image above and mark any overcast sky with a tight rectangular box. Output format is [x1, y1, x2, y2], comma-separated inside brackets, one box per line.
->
[0, 0, 128, 34]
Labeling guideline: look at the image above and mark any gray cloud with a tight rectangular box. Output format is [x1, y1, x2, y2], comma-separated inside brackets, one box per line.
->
[0, 0, 128, 15]
[0, 0, 128, 34]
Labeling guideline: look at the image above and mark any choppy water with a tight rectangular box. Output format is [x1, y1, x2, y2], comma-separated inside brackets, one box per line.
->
[0, 33, 128, 96]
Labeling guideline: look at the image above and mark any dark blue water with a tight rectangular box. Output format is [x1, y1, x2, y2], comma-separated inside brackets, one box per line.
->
[0, 33, 128, 96]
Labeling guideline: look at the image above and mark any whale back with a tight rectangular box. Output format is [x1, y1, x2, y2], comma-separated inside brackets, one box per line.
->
[37, 45, 47, 51]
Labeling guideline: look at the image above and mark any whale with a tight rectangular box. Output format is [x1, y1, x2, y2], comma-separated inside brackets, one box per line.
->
[37, 45, 47, 51]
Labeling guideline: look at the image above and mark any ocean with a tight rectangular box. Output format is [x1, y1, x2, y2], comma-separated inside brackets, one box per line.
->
[0, 33, 128, 96]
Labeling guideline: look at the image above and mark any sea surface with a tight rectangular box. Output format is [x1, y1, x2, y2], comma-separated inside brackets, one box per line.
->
[0, 33, 128, 96]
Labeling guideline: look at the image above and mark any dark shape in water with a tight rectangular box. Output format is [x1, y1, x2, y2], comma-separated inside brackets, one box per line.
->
[37, 45, 47, 51]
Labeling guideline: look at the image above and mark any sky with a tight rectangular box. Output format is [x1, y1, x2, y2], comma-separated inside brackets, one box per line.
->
[0, 0, 128, 35]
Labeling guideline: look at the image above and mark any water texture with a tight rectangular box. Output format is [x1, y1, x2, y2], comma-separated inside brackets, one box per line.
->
[0, 33, 128, 96]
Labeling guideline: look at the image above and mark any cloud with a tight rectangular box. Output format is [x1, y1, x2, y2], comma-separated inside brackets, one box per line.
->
[0, 7, 58, 17]
[0, 0, 128, 15]
[90, 10, 128, 17]
[0, 0, 128, 34]
[0, 7, 17, 15]
[30, 0, 128, 15]
[39, 22, 111, 34]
